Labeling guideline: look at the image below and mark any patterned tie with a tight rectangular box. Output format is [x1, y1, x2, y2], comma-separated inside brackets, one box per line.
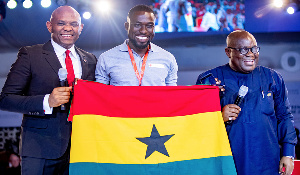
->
[65, 50, 75, 86]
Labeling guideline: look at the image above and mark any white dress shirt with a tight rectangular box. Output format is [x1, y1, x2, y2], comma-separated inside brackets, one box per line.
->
[43, 39, 82, 114]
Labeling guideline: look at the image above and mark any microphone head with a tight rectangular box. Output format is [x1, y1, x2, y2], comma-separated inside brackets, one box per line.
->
[238, 85, 248, 97]
[58, 68, 68, 81]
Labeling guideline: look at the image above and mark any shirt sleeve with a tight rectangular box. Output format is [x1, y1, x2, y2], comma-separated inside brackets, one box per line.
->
[165, 55, 178, 86]
[273, 71, 297, 157]
[43, 94, 53, 114]
[95, 54, 110, 85]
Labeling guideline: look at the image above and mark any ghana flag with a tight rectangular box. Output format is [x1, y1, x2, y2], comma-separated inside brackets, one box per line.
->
[69, 80, 237, 175]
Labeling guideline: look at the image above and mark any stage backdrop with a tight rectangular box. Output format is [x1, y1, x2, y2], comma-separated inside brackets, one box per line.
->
[286, 82, 300, 130]
[68, 80, 237, 175]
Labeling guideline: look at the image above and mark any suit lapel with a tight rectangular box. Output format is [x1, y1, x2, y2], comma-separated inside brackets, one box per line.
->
[42, 42, 90, 80]
[43, 41, 62, 76]
[75, 47, 88, 79]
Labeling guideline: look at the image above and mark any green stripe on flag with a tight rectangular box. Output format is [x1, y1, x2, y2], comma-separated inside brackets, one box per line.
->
[70, 156, 236, 175]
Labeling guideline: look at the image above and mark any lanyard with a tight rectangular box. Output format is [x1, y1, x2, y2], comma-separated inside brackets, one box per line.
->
[127, 44, 149, 86]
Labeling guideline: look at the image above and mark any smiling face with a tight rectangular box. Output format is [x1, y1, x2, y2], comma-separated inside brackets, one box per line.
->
[125, 11, 155, 52]
[225, 31, 259, 74]
[46, 6, 83, 49]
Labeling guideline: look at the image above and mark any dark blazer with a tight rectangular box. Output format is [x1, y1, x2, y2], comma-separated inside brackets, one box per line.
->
[0, 41, 97, 159]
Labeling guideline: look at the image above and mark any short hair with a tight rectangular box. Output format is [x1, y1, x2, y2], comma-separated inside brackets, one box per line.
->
[226, 30, 256, 47]
[127, 4, 154, 20]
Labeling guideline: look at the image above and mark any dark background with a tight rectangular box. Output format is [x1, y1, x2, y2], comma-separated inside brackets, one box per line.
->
[0, 0, 300, 52]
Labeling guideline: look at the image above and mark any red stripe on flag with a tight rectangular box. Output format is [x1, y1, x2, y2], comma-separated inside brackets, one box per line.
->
[69, 80, 221, 120]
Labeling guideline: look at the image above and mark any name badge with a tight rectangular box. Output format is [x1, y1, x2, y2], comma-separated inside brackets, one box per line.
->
[149, 63, 165, 68]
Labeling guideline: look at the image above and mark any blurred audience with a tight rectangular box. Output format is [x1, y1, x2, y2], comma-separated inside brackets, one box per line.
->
[153, 0, 245, 32]
[200, 7, 219, 31]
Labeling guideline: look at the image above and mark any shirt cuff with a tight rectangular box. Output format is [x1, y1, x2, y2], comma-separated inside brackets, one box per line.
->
[282, 143, 295, 157]
[43, 94, 53, 114]
[284, 156, 294, 160]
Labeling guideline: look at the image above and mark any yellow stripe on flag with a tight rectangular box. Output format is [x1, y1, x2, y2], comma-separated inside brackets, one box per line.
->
[70, 111, 231, 164]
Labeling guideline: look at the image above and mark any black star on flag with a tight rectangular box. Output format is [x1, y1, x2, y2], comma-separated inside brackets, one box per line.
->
[136, 124, 175, 159]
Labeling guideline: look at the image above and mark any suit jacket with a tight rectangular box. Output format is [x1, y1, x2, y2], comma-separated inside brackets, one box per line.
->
[0, 41, 97, 159]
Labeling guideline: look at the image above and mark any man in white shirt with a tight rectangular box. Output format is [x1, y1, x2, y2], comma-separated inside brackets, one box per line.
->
[200, 8, 219, 31]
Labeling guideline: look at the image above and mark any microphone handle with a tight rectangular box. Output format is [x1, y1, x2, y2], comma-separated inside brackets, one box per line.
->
[60, 79, 67, 111]
[227, 92, 246, 125]
[60, 79, 67, 87]
[234, 95, 243, 107]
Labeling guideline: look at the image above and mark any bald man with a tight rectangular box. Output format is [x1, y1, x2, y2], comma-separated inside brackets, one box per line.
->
[196, 30, 296, 175]
[0, 6, 97, 174]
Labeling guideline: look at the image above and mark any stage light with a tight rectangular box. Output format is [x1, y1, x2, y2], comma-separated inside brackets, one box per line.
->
[23, 0, 33, 9]
[287, 6, 295, 14]
[96, 1, 111, 13]
[78, 3, 92, 20]
[83, 11, 91, 19]
[286, 2, 298, 14]
[273, 0, 284, 8]
[41, 0, 51, 8]
[273, 0, 300, 14]
[7, 0, 17, 9]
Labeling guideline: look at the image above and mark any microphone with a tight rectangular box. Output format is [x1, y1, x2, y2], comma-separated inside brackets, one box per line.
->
[227, 85, 248, 124]
[234, 85, 248, 106]
[58, 68, 68, 110]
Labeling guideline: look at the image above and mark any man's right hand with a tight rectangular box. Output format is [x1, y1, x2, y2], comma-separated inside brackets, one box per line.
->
[48, 87, 72, 108]
[222, 104, 241, 122]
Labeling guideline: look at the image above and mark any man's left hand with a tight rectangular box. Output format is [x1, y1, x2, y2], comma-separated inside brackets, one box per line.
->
[279, 156, 294, 175]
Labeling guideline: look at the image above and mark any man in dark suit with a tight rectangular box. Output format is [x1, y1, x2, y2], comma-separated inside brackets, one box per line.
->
[0, 6, 97, 174]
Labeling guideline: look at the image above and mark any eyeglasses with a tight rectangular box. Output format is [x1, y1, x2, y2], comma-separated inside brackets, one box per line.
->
[228, 46, 260, 55]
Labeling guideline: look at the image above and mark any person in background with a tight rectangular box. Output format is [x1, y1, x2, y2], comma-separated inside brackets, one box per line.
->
[164, 0, 181, 32]
[4, 152, 21, 175]
[200, 7, 219, 31]
[0, 6, 97, 174]
[96, 4, 178, 86]
[156, 0, 168, 32]
[196, 30, 297, 175]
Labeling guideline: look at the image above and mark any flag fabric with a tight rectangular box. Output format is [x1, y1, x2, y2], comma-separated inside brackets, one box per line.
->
[69, 80, 237, 175]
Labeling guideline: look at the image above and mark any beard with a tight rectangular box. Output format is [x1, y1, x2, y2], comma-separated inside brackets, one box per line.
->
[129, 37, 150, 50]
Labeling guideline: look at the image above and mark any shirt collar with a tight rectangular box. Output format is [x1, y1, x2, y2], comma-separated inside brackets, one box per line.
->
[51, 39, 76, 58]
